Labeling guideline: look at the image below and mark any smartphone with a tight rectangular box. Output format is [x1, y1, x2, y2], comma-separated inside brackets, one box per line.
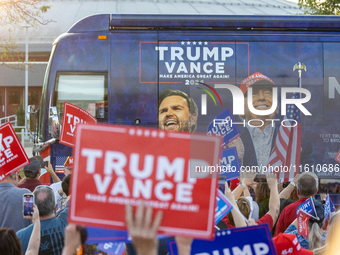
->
[41, 161, 48, 168]
[23, 193, 34, 216]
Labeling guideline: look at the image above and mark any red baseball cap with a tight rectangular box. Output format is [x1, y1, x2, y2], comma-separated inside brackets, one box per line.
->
[64, 156, 74, 170]
[240, 72, 276, 94]
[273, 233, 313, 255]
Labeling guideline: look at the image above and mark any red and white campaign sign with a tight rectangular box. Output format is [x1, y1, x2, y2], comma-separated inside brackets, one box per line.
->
[297, 210, 311, 239]
[59, 102, 97, 147]
[335, 149, 340, 164]
[0, 123, 30, 181]
[69, 124, 221, 239]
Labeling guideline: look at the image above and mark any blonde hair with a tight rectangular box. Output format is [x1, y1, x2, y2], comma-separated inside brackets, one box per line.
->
[308, 221, 323, 250]
[227, 197, 250, 226]
[314, 212, 340, 255]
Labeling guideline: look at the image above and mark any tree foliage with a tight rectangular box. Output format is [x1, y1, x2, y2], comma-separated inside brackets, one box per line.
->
[298, 0, 340, 15]
[0, 0, 51, 28]
[15, 100, 25, 126]
[0, 0, 51, 63]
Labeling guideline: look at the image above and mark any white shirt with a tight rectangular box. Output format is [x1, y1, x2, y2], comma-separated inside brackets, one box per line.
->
[50, 182, 62, 209]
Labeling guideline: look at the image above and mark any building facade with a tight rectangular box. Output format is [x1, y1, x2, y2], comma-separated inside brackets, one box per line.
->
[0, 0, 302, 122]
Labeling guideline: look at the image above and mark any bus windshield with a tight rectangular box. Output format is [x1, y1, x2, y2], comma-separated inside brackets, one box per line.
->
[54, 73, 108, 125]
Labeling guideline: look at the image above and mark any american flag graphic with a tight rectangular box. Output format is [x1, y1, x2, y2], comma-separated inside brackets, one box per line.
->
[267, 78, 301, 181]
[55, 156, 68, 173]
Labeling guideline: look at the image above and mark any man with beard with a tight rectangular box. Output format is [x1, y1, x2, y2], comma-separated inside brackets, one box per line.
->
[125, 89, 198, 255]
[158, 89, 198, 132]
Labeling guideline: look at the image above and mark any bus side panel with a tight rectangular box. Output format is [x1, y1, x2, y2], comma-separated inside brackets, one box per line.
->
[110, 31, 159, 127]
[155, 30, 340, 204]
[156, 30, 239, 131]
[47, 31, 110, 180]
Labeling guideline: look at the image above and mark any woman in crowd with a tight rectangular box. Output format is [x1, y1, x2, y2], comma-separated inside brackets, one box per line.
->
[284, 200, 326, 250]
[0, 228, 22, 255]
[255, 181, 270, 218]
[314, 211, 340, 255]
[226, 197, 251, 228]
[0, 204, 40, 255]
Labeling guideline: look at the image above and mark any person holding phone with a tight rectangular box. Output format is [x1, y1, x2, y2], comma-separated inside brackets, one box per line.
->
[0, 172, 31, 232]
[23, 194, 34, 216]
[24, 204, 41, 255]
[18, 160, 42, 192]
[19, 157, 61, 192]
[17, 185, 69, 255]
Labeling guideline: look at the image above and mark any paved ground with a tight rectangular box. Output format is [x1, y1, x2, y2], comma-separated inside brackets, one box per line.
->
[23, 141, 34, 158]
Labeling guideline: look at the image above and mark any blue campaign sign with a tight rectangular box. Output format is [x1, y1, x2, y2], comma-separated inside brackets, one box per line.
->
[86, 227, 130, 244]
[206, 107, 240, 147]
[325, 194, 332, 221]
[330, 196, 336, 212]
[86, 226, 169, 244]
[167, 225, 277, 255]
[219, 147, 241, 180]
[215, 189, 233, 224]
[97, 242, 125, 255]
[296, 198, 317, 219]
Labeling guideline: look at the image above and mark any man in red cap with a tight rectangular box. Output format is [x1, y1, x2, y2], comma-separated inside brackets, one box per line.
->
[237, 72, 314, 173]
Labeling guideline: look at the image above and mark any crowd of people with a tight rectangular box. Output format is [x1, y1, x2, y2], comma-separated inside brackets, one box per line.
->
[1, 72, 339, 255]
[1, 157, 339, 255]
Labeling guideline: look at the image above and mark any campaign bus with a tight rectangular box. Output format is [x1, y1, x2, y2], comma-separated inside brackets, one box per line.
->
[27, 14, 340, 204]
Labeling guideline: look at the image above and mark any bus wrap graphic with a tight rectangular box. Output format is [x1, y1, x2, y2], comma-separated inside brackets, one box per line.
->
[198, 83, 222, 115]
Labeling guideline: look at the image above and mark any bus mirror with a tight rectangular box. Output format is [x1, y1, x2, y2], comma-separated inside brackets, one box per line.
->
[49, 106, 60, 139]
[28, 105, 35, 113]
[26, 105, 37, 136]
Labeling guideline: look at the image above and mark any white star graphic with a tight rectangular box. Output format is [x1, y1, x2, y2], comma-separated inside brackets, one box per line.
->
[198, 41, 202, 45]
[193, 41, 197, 45]
[187, 41, 191, 45]
[204, 41, 208, 45]
[181, 41, 185, 45]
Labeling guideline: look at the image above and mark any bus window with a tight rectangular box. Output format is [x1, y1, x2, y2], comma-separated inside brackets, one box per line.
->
[54, 73, 108, 123]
